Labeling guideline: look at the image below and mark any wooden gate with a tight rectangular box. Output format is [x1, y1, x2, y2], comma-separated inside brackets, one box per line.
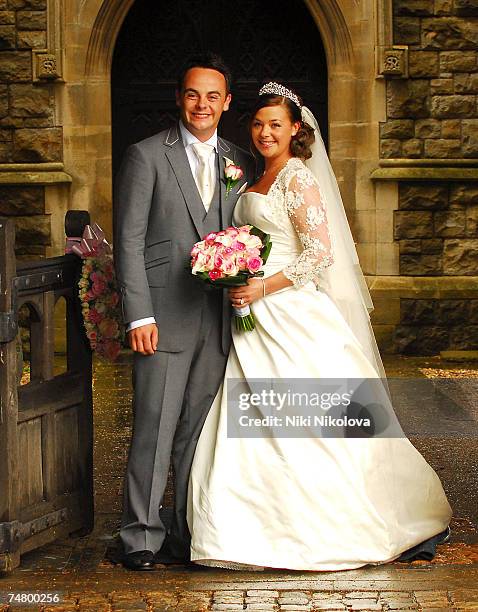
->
[0, 214, 93, 572]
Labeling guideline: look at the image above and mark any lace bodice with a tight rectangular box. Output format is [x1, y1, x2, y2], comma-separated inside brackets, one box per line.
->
[234, 157, 334, 289]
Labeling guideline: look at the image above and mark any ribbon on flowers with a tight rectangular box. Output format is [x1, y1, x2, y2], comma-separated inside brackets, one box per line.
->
[66, 222, 112, 258]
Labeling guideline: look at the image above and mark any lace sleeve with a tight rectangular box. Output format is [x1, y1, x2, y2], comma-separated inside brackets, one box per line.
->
[282, 165, 334, 288]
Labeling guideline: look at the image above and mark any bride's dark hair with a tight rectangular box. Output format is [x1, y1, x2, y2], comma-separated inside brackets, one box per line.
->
[250, 90, 315, 160]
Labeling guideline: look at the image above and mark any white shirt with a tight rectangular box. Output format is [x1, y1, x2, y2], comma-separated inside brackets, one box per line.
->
[125, 122, 218, 333]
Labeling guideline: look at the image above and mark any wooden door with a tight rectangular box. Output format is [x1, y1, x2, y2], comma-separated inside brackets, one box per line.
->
[111, 0, 328, 178]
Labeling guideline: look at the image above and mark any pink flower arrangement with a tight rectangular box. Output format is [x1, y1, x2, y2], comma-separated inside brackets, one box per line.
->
[78, 252, 124, 361]
[190, 224, 272, 332]
[223, 157, 244, 198]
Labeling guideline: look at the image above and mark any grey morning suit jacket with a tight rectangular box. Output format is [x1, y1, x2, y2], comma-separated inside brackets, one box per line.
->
[113, 123, 255, 354]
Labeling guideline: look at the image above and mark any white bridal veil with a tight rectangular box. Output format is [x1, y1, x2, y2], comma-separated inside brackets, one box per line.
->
[301, 106, 386, 380]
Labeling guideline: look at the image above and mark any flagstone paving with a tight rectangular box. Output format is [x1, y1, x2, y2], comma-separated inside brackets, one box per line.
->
[0, 353, 476, 611]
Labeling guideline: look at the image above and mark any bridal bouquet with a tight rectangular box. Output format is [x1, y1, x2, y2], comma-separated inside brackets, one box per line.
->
[190, 225, 271, 331]
[68, 223, 125, 361]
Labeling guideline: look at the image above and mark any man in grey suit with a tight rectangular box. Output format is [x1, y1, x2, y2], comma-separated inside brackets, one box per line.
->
[114, 54, 254, 570]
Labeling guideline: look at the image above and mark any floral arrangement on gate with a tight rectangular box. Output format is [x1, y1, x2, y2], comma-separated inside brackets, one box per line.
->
[66, 223, 124, 361]
[190, 225, 272, 331]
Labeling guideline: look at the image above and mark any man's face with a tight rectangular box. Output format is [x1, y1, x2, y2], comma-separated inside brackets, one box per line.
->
[176, 67, 231, 141]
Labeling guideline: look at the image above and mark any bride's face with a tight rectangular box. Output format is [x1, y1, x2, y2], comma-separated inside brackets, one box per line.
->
[251, 105, 300, 161]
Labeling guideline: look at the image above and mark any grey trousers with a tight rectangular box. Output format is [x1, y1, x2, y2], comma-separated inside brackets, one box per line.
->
[120, 292, 227, 555]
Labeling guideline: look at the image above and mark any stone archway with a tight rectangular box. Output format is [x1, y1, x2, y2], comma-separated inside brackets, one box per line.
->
[59, 0, 383, 276]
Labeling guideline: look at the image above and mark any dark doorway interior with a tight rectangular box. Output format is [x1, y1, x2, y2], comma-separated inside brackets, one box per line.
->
[111, 0, 328, 178]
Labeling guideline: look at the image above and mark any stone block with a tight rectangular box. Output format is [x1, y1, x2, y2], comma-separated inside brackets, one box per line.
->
[393, 17, 420, 44]
[469, 300, 478, 322]
[435, 0, 453, 14]
[13, 127, 62, 162]
[462, 119, 478, 156]
[399, 183, 449, 210]
[10, 83, 51, 117]
[13, 213, 50, 246]
[442, 119, 461, 137]
[394, 325, 449, 355]
[16, 10, 46, 30]
[0, 141, 11, 161]
[380, 138, 402, 158]
[400, 239, 422, 253]
[400, 253, 443, 274]
[9, 0, 46, 6]
[409, 51, 439, 76]
[450, 325, 478, 348]
[415, 118, 441, 138]
[437, 299, 470, 324]
[421, 238, 444, 253]
[440, 51, 477, 71]
[393, 0, 434, 15]
[454, 72, 478, 93]
[431, 78, 454, 94]
[434, 210, 466, 236]
[443, 238, 478, 273]
[380, 119, 415, 139]
[0, 51, 32, 81]
[431, 95, 475, 117]
[424, 138, 462, 157]
[0, 24, 15, 48]
[387, 80, 430, 119]
[0, 84, 7, 118]
[454, 0, 478, 16]
[449, 182, 478, 205]
[0, 185, 44, 214]
[402, 138, 423, 157]
[395, 211, 434, 239]
[17, 29, 46, 48]
[422, 17, 478, 50]
[466, 205, 478, 235]
[0, 10, 14, 23]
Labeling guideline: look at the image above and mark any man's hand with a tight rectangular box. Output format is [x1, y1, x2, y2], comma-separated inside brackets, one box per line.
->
[127, 323, 158, 355]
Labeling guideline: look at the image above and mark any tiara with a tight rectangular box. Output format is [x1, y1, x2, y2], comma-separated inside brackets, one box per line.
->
[258, 82, 302, 109]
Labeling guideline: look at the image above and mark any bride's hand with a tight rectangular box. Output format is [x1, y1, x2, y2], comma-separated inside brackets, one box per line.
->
[228, 278, 264, 307]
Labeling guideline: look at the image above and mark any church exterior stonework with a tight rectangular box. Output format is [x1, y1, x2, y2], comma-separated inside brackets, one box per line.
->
[0, 0, 477, 354]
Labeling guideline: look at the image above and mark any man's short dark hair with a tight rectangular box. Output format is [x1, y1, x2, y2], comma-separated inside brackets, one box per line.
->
[177, 52, 232, 93]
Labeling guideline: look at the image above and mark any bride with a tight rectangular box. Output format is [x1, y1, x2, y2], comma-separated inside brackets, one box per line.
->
[186, 82, 452, 571]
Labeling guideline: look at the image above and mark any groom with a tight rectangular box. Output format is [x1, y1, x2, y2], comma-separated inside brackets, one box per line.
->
[114, 53, 254, 570]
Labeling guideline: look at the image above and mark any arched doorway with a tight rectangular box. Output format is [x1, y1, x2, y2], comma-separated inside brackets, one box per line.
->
[110, 0, 328, 178]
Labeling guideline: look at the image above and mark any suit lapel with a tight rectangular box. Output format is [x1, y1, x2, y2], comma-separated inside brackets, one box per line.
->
[164, 124, 204, 238]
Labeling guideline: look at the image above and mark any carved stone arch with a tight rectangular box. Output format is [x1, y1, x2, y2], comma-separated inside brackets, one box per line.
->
[84, 0, 134, 77]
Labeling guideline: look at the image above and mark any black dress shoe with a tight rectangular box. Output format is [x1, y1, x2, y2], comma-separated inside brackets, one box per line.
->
[122, 550, 156, 571]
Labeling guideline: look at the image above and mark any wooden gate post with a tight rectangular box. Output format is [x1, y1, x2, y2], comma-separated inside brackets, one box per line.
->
[0, 218, 21, 572]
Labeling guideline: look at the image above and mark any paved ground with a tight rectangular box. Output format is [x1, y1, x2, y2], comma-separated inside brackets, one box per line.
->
[0, 353, 477, 611]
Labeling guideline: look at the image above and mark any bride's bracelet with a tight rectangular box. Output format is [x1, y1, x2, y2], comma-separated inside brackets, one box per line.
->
[261, 278, 266, 298]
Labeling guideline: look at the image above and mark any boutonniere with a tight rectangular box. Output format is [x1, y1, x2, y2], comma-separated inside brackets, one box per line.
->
[223, 157, 244, 199]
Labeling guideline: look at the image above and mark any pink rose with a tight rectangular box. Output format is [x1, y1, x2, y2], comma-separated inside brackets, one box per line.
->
[88, 308, 103, 324]
[92, 280, 107, 297]
[204, 233, 217, 245]
[232, 240, 246, 251]
[247, 256, 262, 273]
[214, 253, 224, 269]
[224, 164, 243, 181]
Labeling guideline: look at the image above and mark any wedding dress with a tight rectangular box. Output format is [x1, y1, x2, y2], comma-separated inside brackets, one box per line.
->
[186, 157, 452, 571]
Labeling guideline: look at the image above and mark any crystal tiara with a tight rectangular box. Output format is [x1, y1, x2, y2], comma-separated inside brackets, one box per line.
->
[258, 82, 302, 109]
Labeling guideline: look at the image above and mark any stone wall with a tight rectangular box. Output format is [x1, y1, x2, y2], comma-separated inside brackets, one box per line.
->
[0, 0, 57, 258]
[383, 0, 478, 160]
[382, 0, 478, 354]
